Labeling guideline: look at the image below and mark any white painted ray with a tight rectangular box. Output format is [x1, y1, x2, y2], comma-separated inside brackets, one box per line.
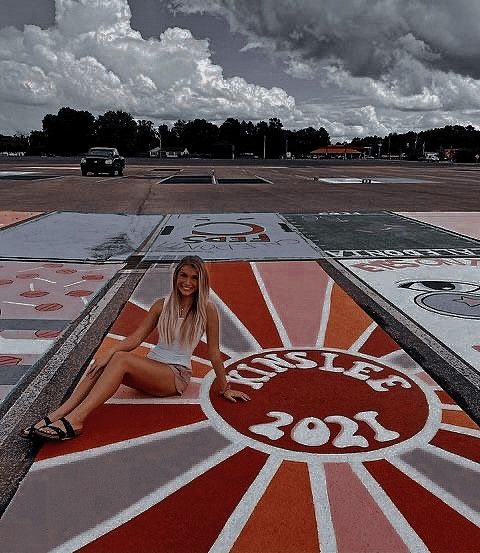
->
[0, 335, 54, 354]
[350, 461, 429, 553]
[208, 455, 282, 553]
[32, 420, 211, 471]
[441, 423, 480, 438]
[106, 398, 200, 405]
[440, 404, 463, 411]
[16, 266, 44, 273]
[34, 277, 56, 283]
[251, 262, 290, 348]
[308, 462, 337, 553]
[423, 443, 480, 472]
[128, 296, 154, 311]
[48, 442, 244, 553]
[389, 457, 480, 526]
[316, 278, 334, 348]
[348, 321, 378, 352]
[209, 288, 261, 354]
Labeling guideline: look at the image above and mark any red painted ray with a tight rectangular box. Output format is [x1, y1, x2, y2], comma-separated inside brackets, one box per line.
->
[255, 261, 329, 347]
[110, 302, 158, 344]
[431, 429, 480, 464]
[35, 404, 206, 460]
[208, 262, 283, 348]
[357, 325, 401, 358]
[78, 448, 268, 553]
[365, 459, 480, 552]
[435, 390, 458, 405]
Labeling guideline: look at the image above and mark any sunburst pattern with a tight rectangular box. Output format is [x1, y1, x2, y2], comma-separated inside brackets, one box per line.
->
[1, 261, 479, 552]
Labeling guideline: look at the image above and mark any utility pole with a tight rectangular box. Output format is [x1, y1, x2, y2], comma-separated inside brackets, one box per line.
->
[158, 130, 162, 159]
[263, 134, 266, 160]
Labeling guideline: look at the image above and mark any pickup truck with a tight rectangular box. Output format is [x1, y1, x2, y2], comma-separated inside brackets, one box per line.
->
[80, 147, 126, 176]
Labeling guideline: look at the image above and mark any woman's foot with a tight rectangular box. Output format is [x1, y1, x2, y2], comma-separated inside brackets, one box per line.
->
[19, 416, 53, 439]
[34, 417, 83, 442]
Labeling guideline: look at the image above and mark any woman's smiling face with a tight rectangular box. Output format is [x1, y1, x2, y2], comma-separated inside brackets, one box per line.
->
[176, 264, 199, 298]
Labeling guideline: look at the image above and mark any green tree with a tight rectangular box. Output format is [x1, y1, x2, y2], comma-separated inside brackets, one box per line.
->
[42, 107, 95, 154]
[95, 110, 137, 155]
[135, 119, 157, 153]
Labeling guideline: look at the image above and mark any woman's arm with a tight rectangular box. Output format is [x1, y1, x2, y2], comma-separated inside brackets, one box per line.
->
[87, 298, 164, 377]
[206, 301, 250, 403]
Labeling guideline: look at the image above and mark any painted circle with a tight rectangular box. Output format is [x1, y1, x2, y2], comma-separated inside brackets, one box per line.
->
[416, 292, 480, 319]
[82, 274, 104, 281]
[35, 330, 61, 338]
[16, 273, 39, 279]
[0, 355, 21, 365]
[0, 279, 14, 285]
[66, 289, 93, 297]
[192, 222, 264, 236]
[20, 290, 49, 298]
[208, 349, 431, 456]
[56, 268, 77, 274]
[34, 303, 63, 311]
[43, 263, 63, 268]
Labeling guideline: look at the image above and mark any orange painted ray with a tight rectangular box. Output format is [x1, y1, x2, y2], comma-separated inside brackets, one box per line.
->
[231, 461, 320, 553]
[442, 411, 480, 430]
[110, 302, 158, 344]
[208, 262, 283, 348]
[36, 404, 206, 460]
[323, 284, 372, 349]
[255, 261, 329, 347]
[435, 390, 458, 405]
[357, 325, 401, 358]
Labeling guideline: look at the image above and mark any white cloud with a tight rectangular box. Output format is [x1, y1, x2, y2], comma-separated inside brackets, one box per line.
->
[0, 0, 303, 134]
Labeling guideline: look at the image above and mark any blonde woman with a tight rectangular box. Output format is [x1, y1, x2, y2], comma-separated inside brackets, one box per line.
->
[22, 256, 250, 442]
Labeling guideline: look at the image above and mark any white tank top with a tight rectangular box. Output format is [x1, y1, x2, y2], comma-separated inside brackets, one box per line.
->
[147, 318, 196, 369]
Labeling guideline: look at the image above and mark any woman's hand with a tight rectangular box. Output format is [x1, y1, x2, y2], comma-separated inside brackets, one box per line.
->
[222, 386, 250, 403]
[85, 350, 114, 379]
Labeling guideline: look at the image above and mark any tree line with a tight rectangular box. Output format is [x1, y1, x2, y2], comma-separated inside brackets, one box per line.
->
[1, 107, 329, 158]
[1, 106, 480, 160]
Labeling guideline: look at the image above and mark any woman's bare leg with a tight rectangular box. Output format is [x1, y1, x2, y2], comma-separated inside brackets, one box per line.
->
[40, 352, 177, 435]
[47, 371, 101, 422]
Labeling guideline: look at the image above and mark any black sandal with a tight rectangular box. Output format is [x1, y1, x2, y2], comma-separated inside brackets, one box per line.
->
[34, 417, 81, 441]
[19, 416, 52, 439]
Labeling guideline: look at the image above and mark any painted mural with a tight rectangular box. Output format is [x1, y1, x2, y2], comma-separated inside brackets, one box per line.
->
[1, 261, 478, 552]
[144, 213, 318, 260]
[0, 261, 123, 401]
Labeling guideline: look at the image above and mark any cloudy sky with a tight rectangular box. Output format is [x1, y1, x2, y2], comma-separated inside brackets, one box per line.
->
[1, 0, 480, 141]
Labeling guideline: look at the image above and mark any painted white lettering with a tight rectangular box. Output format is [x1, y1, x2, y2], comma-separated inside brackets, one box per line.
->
[354, 411, 400, 441]
[227, 371, 268, 390]
[236, 363, 276, 377]
[284, 351, 318, 369]
[319, 352, 344, 372]
[251, 353, 296, 373]
[343, 361, 383, 381]
[367, 375, 412, 392]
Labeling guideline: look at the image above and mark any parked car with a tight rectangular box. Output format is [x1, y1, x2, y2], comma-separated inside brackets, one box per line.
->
[80, 147, 126, 176]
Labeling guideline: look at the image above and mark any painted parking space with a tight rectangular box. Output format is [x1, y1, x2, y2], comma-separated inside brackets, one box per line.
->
[0, 211, 44, 228]
[1, 261, 478, 552]
[339, 256, 480, 375]
[284, 212, 480, 258]
[144, 214, 318, 261]
[317, 177, 434, 184]
[397, 212, 480, 241]
[0, 261, 123, 401]
[0, 171, 59, 180]
[0, 212, 164, 261]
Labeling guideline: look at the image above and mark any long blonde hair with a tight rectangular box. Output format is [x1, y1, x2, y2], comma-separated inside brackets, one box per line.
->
[157, 256, 209, 346]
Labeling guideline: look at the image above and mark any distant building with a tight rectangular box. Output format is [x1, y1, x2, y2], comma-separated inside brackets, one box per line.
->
[149, 146, 189, 158]
[310, 145, 362, 159]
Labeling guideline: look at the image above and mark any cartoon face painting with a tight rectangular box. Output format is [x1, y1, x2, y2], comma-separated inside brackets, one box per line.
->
[398, 280, 480, 319]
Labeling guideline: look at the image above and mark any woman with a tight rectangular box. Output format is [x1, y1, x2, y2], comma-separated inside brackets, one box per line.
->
[21, 255, 250, 442]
